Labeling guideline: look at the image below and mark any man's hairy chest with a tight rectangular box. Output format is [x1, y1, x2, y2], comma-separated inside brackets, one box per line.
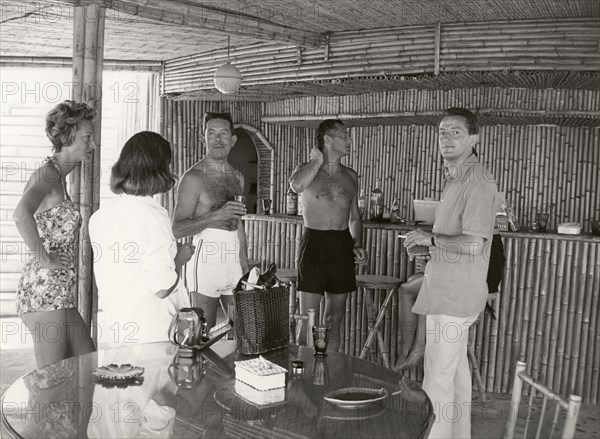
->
[306, 170, 355, 204]
[200, 174, 241, 209]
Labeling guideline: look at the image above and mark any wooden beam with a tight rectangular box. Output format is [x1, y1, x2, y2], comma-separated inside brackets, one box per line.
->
[62, 0, 322, 47]
[434, 22, 441, 76]
[69, 3, 105, 332]
[0, 56, 162, 71]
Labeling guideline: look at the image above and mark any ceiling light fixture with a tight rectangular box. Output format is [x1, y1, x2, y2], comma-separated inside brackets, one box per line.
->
[214, 36, 242, 94]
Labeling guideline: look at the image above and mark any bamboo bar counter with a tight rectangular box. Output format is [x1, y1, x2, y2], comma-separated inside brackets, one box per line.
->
[243, 214, 600, 404]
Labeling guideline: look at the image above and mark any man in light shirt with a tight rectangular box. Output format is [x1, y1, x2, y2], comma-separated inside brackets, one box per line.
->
[403, 108, 498, 439]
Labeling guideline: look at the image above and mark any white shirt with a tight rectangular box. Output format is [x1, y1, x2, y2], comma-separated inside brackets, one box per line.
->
[89, 194, 186, 346]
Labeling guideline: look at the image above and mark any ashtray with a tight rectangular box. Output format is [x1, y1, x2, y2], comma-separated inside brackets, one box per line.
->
[93, 364, 145, 381]
[402, 220, 422, 227]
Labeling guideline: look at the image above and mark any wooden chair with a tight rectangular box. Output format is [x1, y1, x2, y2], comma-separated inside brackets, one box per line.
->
[356, 274, 403, 368]
[467, 292, 499, 403]
[504, 361, 582, 439]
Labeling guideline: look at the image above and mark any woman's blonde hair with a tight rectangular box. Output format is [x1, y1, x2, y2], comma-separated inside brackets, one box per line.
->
[45, 100, 96, 152]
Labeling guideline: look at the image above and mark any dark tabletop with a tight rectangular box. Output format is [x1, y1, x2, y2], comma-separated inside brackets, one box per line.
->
[1, 341, 433, 439]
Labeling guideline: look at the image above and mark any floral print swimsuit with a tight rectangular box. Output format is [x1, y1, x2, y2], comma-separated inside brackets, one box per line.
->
[16, 157, 81, 316]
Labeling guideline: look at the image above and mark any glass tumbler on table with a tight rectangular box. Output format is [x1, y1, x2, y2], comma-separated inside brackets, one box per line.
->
[312, 325, 330, 356]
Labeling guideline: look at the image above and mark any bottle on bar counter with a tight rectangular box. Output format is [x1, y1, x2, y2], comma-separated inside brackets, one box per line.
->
[297, 193, 303, 216]
[370, 178, 384, 221]
[286, 187, 298, 216]
[390, 195, 401, 223]
[358, 187, 367, 220]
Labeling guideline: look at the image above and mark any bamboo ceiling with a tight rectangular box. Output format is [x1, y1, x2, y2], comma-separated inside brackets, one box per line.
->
[1, 0, 598, 62]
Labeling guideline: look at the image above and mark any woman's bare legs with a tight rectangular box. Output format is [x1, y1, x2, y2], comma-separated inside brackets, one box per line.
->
[66, 308, 96, 356]
[21, 308, 95, 368]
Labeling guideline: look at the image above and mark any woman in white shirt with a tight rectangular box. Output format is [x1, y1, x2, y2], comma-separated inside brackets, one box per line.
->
[89, 131, 194, 346]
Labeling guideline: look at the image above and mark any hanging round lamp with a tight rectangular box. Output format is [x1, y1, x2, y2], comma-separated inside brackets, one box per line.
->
[214, 36, 242, 94]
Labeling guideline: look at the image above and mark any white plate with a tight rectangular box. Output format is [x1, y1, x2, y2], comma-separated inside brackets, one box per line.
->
[324, 387, 387, 409]
[93, 364, 145, 381]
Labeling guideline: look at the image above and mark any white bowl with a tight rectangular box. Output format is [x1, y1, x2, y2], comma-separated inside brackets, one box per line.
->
[413, 199, 439, 224]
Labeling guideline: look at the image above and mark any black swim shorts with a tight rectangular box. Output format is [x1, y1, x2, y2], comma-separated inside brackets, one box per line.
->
[297, 228, 357, 295]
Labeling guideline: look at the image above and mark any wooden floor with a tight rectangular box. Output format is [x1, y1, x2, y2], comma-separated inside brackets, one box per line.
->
[1, 316, 598, 439]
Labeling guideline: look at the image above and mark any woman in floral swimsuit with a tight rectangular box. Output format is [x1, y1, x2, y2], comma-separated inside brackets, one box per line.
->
[14, 100, 97, 368]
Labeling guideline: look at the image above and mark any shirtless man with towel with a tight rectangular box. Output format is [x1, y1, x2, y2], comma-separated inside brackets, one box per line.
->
[173, 112, 249, 332]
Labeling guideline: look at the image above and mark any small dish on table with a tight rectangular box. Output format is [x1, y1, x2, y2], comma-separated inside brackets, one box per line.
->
[93, 363, 145, 381]
[324, 387, 388, 409]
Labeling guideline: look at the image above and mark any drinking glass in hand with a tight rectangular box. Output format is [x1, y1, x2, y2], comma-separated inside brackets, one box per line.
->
[312, 325, 330, 356]
[234, 195, 246, 204]
[261, 199, 272, 215]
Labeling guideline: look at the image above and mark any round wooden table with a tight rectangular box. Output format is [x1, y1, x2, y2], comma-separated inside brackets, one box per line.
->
[1, 342, 433, 438]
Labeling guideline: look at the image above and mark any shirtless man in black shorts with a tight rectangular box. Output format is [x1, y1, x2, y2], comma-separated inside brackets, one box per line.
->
[289, 119, 368, 351]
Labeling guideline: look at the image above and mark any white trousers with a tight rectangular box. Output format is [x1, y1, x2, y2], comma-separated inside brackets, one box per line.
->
[423, 313, 479, 439]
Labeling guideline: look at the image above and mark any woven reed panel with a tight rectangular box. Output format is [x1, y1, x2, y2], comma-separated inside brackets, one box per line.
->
[262, 87, 600, 126]
[265, 88, 600, 116]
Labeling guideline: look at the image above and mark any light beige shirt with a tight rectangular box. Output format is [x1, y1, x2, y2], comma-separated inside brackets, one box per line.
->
[413, 154, 497, 317]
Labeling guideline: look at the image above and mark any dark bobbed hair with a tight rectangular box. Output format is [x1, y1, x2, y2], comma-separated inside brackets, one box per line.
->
[45, 100, 97, 152]
[317, 119, 344, 150]
[441, 107, 479, 135]
[203, 112, 234, 133]
[110, 131, 177, 196]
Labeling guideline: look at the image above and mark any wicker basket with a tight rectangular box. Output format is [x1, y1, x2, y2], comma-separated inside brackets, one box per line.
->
[233, 285, 289, 355]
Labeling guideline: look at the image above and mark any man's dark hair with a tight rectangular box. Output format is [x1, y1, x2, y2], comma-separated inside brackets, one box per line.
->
[203, 112, 234, 133]
[317, 119, 344, 150]
[442, 107, 479, 135]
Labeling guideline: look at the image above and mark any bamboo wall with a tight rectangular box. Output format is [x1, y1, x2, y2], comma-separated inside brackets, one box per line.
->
[264, 122, 599, 233]
[243, 215, 600, 404]
[161, 89, 599, 232]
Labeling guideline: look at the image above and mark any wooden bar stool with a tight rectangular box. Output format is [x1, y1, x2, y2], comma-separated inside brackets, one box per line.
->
[357, 274, 403, 368]
[467, 292, 499, 403]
